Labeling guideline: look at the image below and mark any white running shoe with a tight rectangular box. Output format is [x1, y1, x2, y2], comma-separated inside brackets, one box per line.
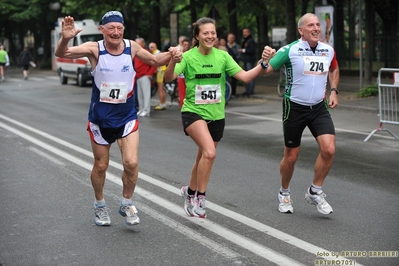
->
[94, 205, 111, 226]
[181, 186, 195, 217]
[193, 195, 207, 218]
[138, 111, 150, 117]
[118, 202, 140, 226]
[278, 192, 294, 213]
[305, 188, 333, 214]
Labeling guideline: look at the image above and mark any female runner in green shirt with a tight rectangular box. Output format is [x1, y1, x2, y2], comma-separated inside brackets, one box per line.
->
[165, 17, 275, 218]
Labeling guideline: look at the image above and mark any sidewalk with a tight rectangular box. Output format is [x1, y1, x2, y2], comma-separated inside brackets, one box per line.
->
[4, 66, 380, 113]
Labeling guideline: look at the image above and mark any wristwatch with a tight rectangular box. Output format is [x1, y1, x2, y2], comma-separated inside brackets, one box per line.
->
[260, 60, 269, 69]
[330, 88, 339, 94]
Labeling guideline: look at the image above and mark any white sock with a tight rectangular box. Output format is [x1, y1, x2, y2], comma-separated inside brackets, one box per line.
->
[95, 199, 106, 207]
[121, 197, 132, 205]
[310, 184, 322, 194]
[280, 187, 290, 194]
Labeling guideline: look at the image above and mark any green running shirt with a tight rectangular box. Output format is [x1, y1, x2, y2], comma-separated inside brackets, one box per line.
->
[175, 47, 242, 120]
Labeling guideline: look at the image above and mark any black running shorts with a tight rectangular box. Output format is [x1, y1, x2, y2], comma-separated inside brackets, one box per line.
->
[282, 98, 335, 147]
[181, 112, 225, 142]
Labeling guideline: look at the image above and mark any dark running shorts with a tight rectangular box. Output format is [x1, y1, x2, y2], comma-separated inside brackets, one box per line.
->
[282, 98, 335, 148]
[181, 112, 225, 142]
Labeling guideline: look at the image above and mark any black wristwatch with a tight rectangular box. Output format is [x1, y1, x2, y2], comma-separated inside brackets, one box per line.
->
[260, 60, 269, 69]
[330, 88, 339, 94]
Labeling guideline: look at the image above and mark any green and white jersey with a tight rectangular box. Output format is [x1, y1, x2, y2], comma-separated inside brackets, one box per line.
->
[175, 47, 241, 120]
[269, 39, 338, 106]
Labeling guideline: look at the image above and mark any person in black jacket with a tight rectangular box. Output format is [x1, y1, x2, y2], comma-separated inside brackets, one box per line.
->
[226, 33, 240, 97]
[238, 28, 257, 96]
[18, 46, 35, 80]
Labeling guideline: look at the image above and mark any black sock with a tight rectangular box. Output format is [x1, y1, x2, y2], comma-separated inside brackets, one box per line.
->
[187, 187, 196, 196]
[310, 184, 322, 195]
[197, 191, 206, 197]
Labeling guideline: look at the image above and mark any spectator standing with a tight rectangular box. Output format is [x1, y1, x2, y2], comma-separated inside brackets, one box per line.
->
[177, 38, 191, 107]
[149, 42, 167, 110]
[215, 37, 228, 51]
[238, 28, 257, 96]
[177, 36, 187, 51]
[18, 46, 36, 80]
[226, 33, 240, 97]
[135, 38, 157, 117]
[0, 45, 10, 82]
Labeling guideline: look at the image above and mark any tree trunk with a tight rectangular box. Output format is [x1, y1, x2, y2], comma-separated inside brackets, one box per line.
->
[257, 13, 269, 52]
[151, 1, 162, 47]
[398, 1, 399, 68]
[190, 0, 197, 29]
[335, 0, 346, 64]
[227, 0, 238, 38]
[372, 0, 398, 68]
[301, 0, 309, 15]
[285, 0, 297, 43]
[364, 0, 374, 84]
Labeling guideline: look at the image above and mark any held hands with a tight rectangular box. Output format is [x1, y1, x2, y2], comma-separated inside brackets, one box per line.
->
[261, 45, 276, 64]
[61, 16, 83, 40]
[168, 47, 182, 63]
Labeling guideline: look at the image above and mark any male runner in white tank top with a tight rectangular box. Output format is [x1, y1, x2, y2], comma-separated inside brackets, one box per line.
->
[55, 11, 182, 226]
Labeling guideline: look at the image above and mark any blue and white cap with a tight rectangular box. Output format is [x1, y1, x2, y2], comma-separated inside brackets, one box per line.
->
[101, 11, 124, 25]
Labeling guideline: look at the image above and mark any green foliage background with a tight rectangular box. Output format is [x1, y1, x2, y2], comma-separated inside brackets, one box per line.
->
[0, 0, 397, 82]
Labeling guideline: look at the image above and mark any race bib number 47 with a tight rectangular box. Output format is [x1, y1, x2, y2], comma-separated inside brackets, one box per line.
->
[195, 84, 222, 104]
[100, 82, 129, 104]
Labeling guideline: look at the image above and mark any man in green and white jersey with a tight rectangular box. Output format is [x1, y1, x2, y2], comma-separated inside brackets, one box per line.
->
[261, 13, 340, 215]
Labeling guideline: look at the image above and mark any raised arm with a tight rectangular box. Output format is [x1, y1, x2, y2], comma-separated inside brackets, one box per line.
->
[55, 16, 96, 60]
[164, 58, 178, 82]
[134, 43, 182, 67]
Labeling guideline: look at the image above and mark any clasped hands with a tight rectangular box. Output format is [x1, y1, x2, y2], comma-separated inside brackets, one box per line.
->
[168, 47, 182, 63]
[262, 45, 276, 64]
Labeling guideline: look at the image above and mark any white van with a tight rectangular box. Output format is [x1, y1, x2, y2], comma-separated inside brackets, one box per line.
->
[51, 18, 102, 86]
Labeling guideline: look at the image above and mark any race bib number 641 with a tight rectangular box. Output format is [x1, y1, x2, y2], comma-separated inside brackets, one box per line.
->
[195, 84, 222, 104]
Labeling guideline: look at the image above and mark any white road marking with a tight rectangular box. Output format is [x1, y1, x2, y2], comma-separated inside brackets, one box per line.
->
[0, 119, 305, 266]
[0, 114, 366, 265]
[28, 146, 65, 166]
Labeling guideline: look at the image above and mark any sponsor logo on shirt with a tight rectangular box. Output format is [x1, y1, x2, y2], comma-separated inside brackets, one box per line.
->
[195, 73, 222, 79]
[121, 65, 130, 72]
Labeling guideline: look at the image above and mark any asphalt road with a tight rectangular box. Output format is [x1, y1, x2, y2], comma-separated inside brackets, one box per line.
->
[0, 72, 398, 266]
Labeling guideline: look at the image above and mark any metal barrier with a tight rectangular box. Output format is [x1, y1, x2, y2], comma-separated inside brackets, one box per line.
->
[364, 68, 399, 141]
